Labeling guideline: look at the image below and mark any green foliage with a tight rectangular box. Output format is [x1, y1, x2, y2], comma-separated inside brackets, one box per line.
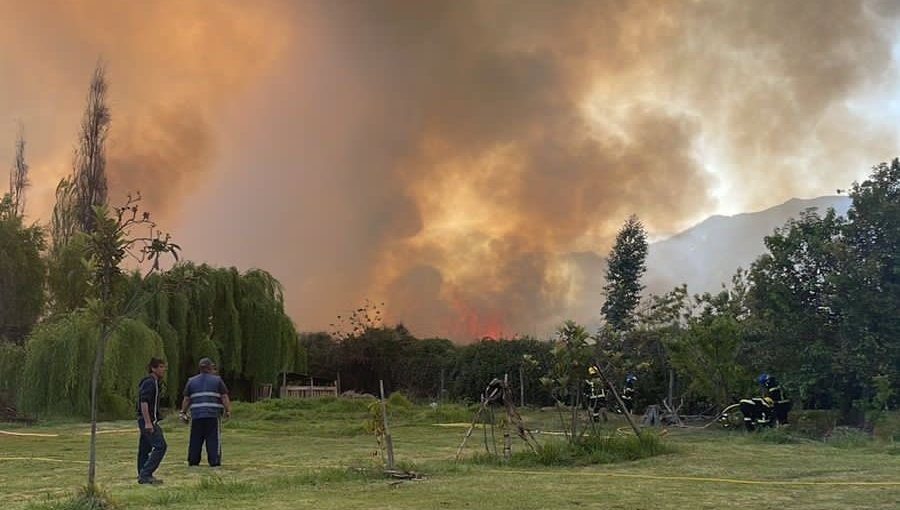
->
[20, 312, 163, 419]
[871, 411, 900, 442]
[50, 176, 77, 251]
[871, 374, 894, 413]
[0, 194, 46, 343]
[666, 314, 752, 408]
[26, 485, 119, 510]
[790, 409, 841, 438]
[395, 337, 457, 399]
[747, 208, 849, 409]
[239, 269, 293, 383]
[824, 427, 873, 449]
[452, 336, 553, 404]
[469, 432, 670, 467]
[746, 427, 800, 444]
[0, 342, 25, 400]
[387, 391, 413, 409]
[46, 234, 92, 315]
[543, 321, 593, 404]
[745, 159, 900, 416]
[136, 263, 299, 402]
[541, 321, 595, 440]
[602, 215, 648, 332]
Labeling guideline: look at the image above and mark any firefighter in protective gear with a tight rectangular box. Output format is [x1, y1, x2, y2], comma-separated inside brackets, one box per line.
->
[620, 372, 637, 414]
[739, 373, 791, 431]
[758, 373, 792, 425]
[584, 366, 608, 423]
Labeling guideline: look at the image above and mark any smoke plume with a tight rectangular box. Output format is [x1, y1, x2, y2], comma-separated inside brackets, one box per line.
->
[3, 1, 899, 340]
[0, 0, 290, 221]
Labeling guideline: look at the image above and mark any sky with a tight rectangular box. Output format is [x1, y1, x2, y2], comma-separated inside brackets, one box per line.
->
[2, 0, 899, 341]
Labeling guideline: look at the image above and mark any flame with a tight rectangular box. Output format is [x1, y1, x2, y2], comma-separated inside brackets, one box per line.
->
[448, 297, 507, 341]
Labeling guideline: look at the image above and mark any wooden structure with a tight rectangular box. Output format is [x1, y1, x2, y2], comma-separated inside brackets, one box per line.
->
[455, 377, 539, 461]
[279, 374, 339, 399]
[255, 383, 273, 401]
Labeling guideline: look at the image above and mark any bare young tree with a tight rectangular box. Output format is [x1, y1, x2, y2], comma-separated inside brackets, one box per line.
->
[8, 124, 28, 217]
[73, 63, 110, 234]
[84, 193, 179, 493]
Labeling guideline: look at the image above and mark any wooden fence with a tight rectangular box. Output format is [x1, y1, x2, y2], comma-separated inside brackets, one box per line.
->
[280, 382, 339, 399]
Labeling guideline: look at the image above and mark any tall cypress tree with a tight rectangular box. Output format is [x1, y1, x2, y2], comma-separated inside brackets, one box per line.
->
[602, 215, 648, 332]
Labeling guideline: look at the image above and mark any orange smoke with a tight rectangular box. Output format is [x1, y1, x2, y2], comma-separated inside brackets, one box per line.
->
[4, 1, 899, 342]
[0, 0, 291, 223]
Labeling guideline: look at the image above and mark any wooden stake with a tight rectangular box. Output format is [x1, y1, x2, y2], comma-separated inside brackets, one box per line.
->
[519, 365, 525, 407]
[456, 399, 490, 461]
[379, 380, 395, 470]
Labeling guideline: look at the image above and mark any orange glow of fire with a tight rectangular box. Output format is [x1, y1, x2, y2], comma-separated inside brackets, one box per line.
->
[448, 298, 507, 341]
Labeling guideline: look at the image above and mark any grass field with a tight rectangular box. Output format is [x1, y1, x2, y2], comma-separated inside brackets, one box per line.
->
[2, 399, 900, 509]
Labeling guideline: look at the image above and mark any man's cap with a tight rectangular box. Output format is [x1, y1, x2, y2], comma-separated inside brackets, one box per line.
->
[199, 357, 216, 368]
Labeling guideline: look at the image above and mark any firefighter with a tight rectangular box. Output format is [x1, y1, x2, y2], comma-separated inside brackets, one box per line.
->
[758, 373, 792, 425]
[621, 372, 637, 414]
[585, 366, 608, 423]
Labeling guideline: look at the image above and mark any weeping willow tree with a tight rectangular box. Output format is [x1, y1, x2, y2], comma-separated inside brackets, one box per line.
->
[20, 312, 164, 418]
[138, 263, 302, 400]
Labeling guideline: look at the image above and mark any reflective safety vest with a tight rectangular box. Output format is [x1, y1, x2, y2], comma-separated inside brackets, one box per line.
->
[184, 373, 228, 419]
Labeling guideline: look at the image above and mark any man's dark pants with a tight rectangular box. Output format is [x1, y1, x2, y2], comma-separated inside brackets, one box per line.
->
[137, 418, 167, 479]
[188, 417, 221, 466]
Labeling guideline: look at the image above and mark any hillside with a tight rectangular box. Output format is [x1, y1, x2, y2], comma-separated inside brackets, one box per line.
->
[644, 195, 851, 296]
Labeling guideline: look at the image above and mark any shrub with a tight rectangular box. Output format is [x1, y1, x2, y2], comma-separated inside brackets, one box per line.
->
[26, 486, 118, 510]
[467, 431, 671, 467]
[824, 427, 872, 449]
[387, 391, 413, 409]
[871, 411, 900, 442]
[790, 409, 841, 438]
[0, 342, 25, 401]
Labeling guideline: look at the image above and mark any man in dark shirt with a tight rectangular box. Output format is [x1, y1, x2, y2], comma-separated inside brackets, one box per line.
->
[136, 357, 167, 484]
[180, 358, 232, 467]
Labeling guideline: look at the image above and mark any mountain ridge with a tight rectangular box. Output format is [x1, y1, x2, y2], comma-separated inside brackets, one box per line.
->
[644, 195, 852, 296]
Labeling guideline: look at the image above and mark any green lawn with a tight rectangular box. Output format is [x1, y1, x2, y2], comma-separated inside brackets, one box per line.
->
[2, 401, 899, 509]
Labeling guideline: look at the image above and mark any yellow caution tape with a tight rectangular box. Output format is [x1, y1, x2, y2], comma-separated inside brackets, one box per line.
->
[0, 430, 59, 437]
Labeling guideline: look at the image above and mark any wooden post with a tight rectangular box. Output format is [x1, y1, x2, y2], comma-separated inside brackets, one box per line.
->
[519, 365, 525, 408]
[503, 374, 511, 459]
[456, 399, 489, 461]
[440, 368, 445, 404]
[667, 368, 674, 412]
[337, 372, 341, 395]
[379, 380, 395, 470]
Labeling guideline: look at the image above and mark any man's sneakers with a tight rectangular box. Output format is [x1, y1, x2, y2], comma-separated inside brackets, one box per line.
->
[138, 476, 163, 485]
